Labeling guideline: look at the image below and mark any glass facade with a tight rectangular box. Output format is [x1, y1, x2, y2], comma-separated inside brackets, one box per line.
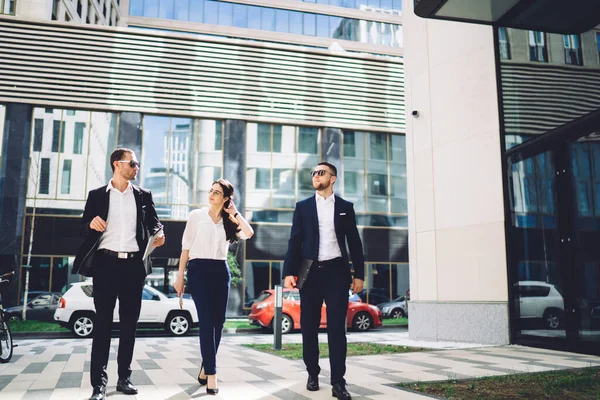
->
[297, 0, 402, 13]
[501, 29, 600, 149]
[140, 116, 223, 220]
[342, 131, 407, 226]
[13, 107, 407, 314]
[500, 26, 600, 352]
[130, 0, 403, 47]
[245, 123, 320, 222]
[26, 108, 119, 214]
[0, 104, 5, 174]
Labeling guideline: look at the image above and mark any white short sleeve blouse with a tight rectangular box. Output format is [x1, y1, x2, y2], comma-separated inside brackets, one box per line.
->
[181, 208, 248, 260]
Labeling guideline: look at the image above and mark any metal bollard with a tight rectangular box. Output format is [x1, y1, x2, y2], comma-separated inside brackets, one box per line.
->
[273, 285, 283, 350]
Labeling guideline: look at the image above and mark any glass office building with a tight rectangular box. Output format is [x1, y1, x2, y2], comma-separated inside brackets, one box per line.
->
[0, 0, 407, 315]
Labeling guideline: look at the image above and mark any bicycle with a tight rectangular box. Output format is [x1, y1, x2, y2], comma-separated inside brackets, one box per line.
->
[0, 271, 15, 363]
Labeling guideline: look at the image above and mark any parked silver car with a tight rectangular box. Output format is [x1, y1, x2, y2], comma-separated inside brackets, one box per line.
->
[377, 296, 408, 319]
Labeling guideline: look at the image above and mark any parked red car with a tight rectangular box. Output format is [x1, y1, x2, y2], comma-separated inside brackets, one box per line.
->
[249, 289, 383, 334]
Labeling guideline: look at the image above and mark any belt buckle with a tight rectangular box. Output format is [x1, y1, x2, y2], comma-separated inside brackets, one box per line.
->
[117, 252, 128, 259]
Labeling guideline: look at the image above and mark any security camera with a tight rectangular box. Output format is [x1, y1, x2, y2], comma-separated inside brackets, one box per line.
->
[411, 110, 419, 117]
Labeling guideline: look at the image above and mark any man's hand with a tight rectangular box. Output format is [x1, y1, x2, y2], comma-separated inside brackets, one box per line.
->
[153, 231, 165, 247]
[284, 275, 297, 289]
[89, 216, 107, 232]
[351, 278, 364, 295]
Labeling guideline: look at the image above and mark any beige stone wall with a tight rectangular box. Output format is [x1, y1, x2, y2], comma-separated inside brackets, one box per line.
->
[403, 0, 509, 343]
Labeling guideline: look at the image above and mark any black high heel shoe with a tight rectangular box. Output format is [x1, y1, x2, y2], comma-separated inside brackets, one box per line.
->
[197, 366, 207, 386]
[206, 387, 219, 395]
[206, 375, 218, 395]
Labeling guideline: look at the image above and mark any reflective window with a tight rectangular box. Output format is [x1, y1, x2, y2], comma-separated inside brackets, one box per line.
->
[27, 108, 119, 213]
[0, 105, 5, 171]
[563, 34, 583, 66]
[141, 117, 224, 220]
[298, 0, 401, 12]
[130, 0, 403, 47]
[529, 31, 548, 62]
[342, 131, 406, 223]
[244, 261, 282, 308]
[246, 123, 320, 219]
[359, 263, 409, 304]
[498, 27, 511, 60]
[1, 0, 16, 15]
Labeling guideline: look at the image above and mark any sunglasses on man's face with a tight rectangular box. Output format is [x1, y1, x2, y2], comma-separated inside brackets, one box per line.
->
[310, 170, 335, 177]
[117, 160, 140, 168]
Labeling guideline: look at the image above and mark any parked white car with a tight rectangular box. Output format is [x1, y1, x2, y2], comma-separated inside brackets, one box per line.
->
[54, 282, 198, 338]
[517, 281, 564, 329]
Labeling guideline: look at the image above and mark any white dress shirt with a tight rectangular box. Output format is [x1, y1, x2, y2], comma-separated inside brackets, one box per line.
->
[98, 181, 139, 252]
[182, 208, 248, 260]
[316, 192, 342, 261]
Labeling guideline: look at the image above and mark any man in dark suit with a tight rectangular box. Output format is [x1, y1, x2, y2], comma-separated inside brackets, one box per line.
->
[73, 148, 165, 400]
[283, 161, 365, 400]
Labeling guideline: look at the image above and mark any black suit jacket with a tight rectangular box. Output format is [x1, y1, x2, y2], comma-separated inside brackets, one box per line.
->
[72, 184, 163, 277]
[282, 195, 365, 283]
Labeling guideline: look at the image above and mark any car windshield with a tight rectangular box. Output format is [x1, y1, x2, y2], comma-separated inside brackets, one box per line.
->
[393, 296, 405, 302]
[255, 292, 272, 302]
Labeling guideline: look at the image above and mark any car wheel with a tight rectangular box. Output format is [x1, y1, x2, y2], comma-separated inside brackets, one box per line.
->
[281, 314, 293, 334]
[352, 312, 372, 331]
[70, 313, 95, 338]
[7, 314, 20, 323]
[390, 308, 405, 319]
[166, 312, 191, 336]
[544, 309, 561, 329]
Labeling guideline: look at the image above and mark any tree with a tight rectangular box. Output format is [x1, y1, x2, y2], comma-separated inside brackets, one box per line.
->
[227, 251, 242, 288]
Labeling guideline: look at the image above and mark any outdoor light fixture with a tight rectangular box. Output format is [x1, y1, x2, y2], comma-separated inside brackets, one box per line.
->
[414, 0, 600, 34]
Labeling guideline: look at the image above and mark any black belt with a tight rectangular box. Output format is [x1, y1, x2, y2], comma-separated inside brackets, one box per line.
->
[99, 249, 139, 259]
[316, 257, 342, 268]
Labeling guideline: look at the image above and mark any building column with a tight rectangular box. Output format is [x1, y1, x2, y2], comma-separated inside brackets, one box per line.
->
[404, 2, 509, 344]
[223, 119, 247, 314]
[0, 103, 33, 305]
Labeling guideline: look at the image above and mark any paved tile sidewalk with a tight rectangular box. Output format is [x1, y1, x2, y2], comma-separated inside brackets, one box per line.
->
[1, 332, 599, 399]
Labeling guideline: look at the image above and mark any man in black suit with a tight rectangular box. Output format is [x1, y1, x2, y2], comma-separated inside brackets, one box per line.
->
[283, 162, 365, 400]
[73, 148, 165, 400]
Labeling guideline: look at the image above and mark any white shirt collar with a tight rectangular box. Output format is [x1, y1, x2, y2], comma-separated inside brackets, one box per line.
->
[106, 180, 133, 193]
[315, 192, 335, 203]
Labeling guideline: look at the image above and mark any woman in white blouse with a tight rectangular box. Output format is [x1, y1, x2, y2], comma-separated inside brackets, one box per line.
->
[174, 179, 254, 395]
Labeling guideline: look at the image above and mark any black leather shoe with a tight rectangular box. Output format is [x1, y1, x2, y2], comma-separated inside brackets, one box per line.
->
[332, 383, 351, 400]
[306, 374, 319, 391]
[89, 386, 106, 400]
[116, 378, 138, 395]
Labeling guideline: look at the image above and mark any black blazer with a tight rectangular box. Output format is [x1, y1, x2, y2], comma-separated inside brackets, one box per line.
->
[72, 184, 163, 277]
[282, 195, 365, 283]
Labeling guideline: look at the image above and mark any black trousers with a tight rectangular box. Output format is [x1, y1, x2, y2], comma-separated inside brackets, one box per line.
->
[90, 252, 145, 387]
[187, 258, 230, 375]
[300, 257, 349, 386]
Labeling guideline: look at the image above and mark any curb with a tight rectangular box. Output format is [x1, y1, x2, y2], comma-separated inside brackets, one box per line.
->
[12, 323, 407, 339]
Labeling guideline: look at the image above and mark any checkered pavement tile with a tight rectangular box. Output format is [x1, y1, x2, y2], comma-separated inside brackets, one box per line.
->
[0, 333, 599, 399]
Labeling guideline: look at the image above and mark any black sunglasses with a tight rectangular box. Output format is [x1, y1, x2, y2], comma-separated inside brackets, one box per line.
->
[117, 160, 140, 168]
[311, 170, 335, 177]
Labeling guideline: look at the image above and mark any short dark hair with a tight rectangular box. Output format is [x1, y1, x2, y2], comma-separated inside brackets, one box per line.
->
[317, 161, 337, 177]
[110, 148, 134, 172]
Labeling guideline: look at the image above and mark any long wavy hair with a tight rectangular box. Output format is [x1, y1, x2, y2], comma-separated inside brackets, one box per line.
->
[214, 179, 241, 243]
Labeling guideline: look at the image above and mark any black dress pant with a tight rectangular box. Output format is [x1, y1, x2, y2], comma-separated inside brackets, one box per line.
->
[90, 252, 145, 387]
[300, 257, 349, 386]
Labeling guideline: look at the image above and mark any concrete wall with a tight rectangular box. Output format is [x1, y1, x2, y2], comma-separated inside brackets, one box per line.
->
[403, 0, 510, 345]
